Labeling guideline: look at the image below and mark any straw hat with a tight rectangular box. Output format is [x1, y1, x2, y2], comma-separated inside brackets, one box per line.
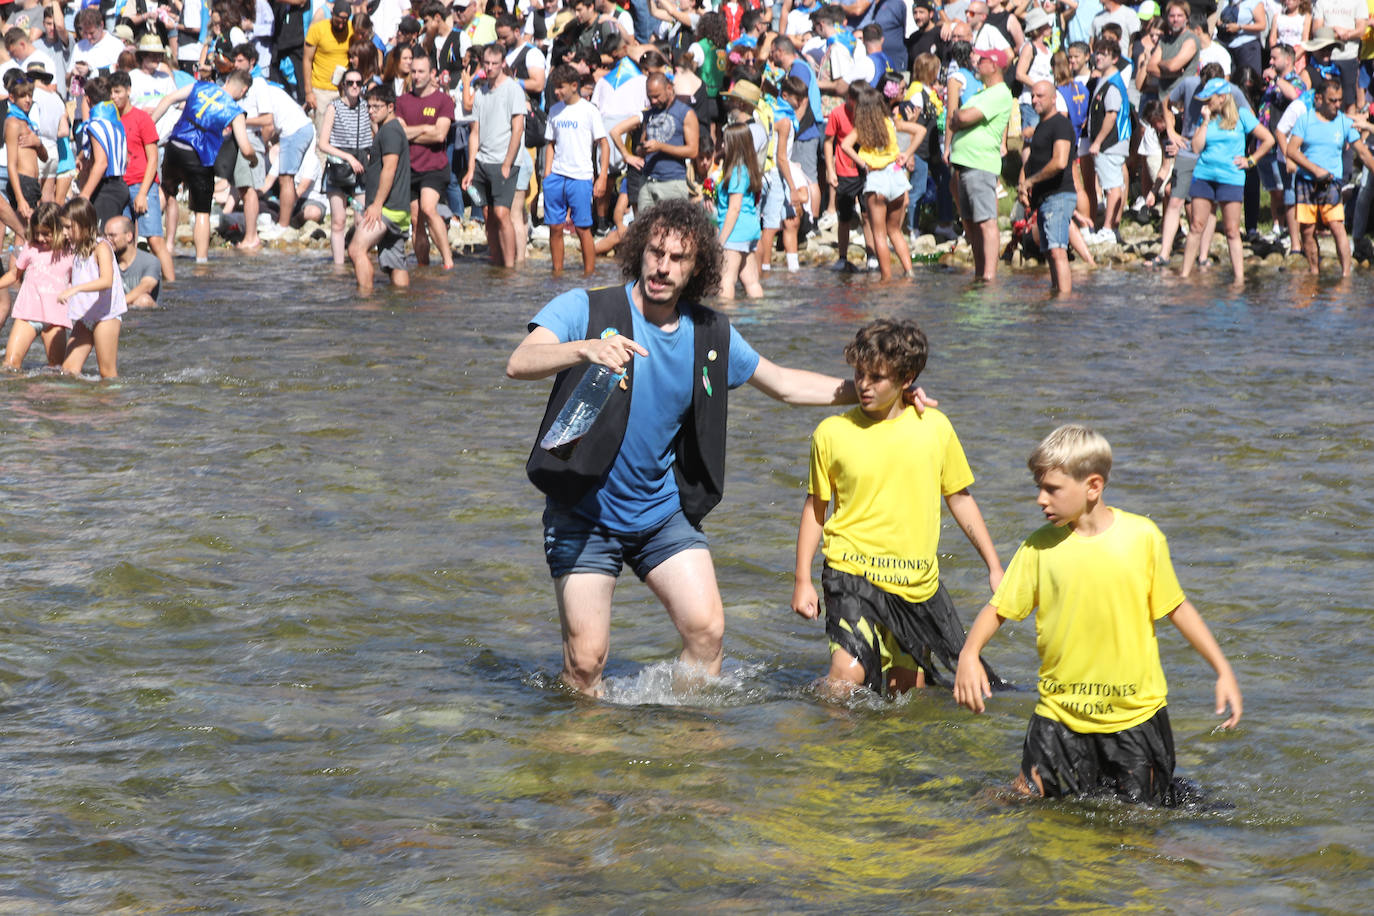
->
[114, 24, 135, 43]
[1302, 26, 1341, 52]
[723, 80, 761, 106]
[136, 33, 166, 56]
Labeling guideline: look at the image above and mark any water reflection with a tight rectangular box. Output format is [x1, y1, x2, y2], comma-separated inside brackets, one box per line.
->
[0, 251, 1368, 909]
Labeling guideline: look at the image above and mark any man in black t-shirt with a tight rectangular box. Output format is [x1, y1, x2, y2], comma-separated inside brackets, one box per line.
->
[271, 0, 308, 103]
[350, 85, 414, 295]
[1019, 81, 1084, 294]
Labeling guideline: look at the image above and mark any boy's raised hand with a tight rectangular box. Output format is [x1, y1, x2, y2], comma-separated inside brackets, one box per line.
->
[1214, 671, 1243, 729]
[791, 578, 819, 620]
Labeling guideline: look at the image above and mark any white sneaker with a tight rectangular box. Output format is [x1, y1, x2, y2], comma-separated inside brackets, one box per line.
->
[866, 257, 880, 271]
[817, 211, 838, 230]
[258, 223, 287, 241]
[257, 214, 274, 230]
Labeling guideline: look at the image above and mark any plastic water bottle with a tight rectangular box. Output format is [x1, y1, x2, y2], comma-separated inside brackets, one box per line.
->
[540, 365, 624, 459]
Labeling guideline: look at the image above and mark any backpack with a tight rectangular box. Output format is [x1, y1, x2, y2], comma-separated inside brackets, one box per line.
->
[512, 45, 548, 148]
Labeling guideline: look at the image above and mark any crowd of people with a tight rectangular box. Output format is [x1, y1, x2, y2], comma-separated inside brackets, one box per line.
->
[1, 0, 1373, 343]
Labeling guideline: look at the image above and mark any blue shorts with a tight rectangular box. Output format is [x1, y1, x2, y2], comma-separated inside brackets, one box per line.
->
[760, 170, 795, 229]
[544, 172, 594, 227]
[1019, 101, 1040, 132]
[542, 501, 709, 579]
[1036, 190, 1076, 252]
[126, 184, 165, 238]
[277, 125, 315, 176]
[1189, 176, 1244, 203]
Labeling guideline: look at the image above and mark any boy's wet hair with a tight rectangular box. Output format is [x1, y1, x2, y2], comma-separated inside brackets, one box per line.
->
[1029, 424, 1113, 484]
[843, 319, 928, 383]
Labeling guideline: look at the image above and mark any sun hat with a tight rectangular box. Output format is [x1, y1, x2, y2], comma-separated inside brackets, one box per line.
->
[136, 33, 166, 55]
[1023, 7, 1053, 34]
[114, 24, 135, 43]
[23, 59, 53, 83]
[1301, 26, 1341, 52]
[723, 79, 762, 106]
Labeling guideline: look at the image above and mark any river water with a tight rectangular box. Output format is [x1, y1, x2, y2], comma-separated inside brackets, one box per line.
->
[0, 252, 1369, 911]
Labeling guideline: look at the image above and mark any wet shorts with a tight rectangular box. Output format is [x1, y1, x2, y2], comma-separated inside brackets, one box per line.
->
[863, 161, 908, 202]
[543, 172, 593, 227]
[410, 166, 448, 201]
[1021, 707, 1180, 806]
[542, 501, 708, 580]
[821, 566, 999, 695]
[835, 173, 864, 222]
[377, 208, 410, 272]
[6, 173, 40, 211]
[955, 165, 999, 224]
[163, 141, 215, 213]
[471, 159, 519, 209]
[1294, 174, 1343, 225]
[90, 177, 131, 227]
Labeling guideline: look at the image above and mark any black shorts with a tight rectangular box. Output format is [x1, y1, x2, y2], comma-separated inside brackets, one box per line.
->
[90, 176, 131, 226]
[410, 166, 447, 201]
[6, 173, 40, 211]
[821, 566, 1001, 695]
[1021, 707, 1180, 806]
[835, 173, 865, 223]
[623, 166, 644, 205]
[164, 142, 215, 213]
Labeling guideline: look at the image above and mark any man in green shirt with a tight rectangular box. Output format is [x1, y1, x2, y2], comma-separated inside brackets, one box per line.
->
[949, 47, 1014, 281]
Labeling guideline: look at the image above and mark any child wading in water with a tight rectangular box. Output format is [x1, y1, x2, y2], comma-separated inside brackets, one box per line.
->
[955, 424, 1243, 805]
[841, 84, 918, 280]
[792, 319, 1003, 697]
[716, 122, 764, 300]
[57, 198, 125, 378]
[1, 202, 73, 370]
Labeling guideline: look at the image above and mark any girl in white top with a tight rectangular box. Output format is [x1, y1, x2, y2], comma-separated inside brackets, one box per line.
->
[57, 197, 126, 379]
[1271, 0, 1311, 50]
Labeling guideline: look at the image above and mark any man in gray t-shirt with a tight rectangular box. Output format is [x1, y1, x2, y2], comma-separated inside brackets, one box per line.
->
[105, 215, 161, 308]
[462, 42, 527, 267]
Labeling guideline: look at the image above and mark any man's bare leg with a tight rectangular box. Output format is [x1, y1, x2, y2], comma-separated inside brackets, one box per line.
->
[554, 572, 617, 696]
[642, 548, 725, 677]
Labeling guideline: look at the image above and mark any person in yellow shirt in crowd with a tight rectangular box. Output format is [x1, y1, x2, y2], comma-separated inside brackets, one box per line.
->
[954, 424, 1243, 806]
[304, 1, 353, 164]
[457, 0, 498, 47]
[792, 319, 1004, 698]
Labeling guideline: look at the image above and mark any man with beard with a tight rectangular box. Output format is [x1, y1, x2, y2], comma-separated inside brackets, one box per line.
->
[506, 199, 932, 696]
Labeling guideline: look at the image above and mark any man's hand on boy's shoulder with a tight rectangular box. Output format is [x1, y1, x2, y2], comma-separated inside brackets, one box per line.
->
[905, 383, 936, 413]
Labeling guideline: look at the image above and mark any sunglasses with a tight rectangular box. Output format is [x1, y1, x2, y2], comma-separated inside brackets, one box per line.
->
[343, 78, 363, 85]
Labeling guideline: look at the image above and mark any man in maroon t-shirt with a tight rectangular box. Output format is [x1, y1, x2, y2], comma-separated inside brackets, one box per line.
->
[395, 55, 455, 269]
[109, 69, 175, 283]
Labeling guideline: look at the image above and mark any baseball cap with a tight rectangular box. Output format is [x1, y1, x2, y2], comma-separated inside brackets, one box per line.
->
[973, 47, 1009, 69]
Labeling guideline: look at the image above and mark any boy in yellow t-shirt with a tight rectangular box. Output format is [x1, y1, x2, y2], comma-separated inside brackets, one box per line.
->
[792, 319, 1004, 697]
[954, 424, 1243, 806]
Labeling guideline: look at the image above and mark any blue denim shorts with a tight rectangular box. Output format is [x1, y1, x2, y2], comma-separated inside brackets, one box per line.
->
[277, 125, 315, 176]
[126, 185, 165, 239]
[760, 170, 795, 229]
[1037, 190, 1076, 251]
[542, 501, 709, 579]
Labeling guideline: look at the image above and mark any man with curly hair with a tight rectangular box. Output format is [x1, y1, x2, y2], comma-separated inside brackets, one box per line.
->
[507, 200, 923, 696]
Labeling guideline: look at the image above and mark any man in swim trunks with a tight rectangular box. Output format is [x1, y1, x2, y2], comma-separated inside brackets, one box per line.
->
[507, 199, 932, 697]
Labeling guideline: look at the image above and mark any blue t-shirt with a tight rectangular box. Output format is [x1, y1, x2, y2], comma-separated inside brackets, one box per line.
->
[1292, 109, 1360, 180]
[716, 164, 761, 245]
[530, 282, 761, 531]
[168, 80, 244, 167]
[1194, 107, 1260, 186]
[787, 58, 823, 142]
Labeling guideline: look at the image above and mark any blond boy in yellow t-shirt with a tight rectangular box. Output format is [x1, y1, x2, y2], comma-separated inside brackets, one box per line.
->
[954, 424, 1243, 805]
[792, 319, 1004, 697]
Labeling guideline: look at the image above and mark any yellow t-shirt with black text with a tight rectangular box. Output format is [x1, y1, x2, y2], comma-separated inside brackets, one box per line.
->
[808, 405, 975, 604]
[991, 508, 1186, 734]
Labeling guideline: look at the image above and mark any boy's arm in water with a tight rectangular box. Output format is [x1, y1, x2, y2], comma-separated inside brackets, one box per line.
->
[945, 488, 1002, 593]
[1166, 599, 1243, 729]
[791, 493, 828, 619]
[506, 325, 648, 379]
[953, 602, 1006, 713]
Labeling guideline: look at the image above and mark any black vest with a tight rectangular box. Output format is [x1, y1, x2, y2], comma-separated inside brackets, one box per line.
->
[525, 285, 732, 526]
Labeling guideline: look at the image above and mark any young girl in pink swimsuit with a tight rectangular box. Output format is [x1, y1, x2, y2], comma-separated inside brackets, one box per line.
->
[0, 202, 74, 370]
